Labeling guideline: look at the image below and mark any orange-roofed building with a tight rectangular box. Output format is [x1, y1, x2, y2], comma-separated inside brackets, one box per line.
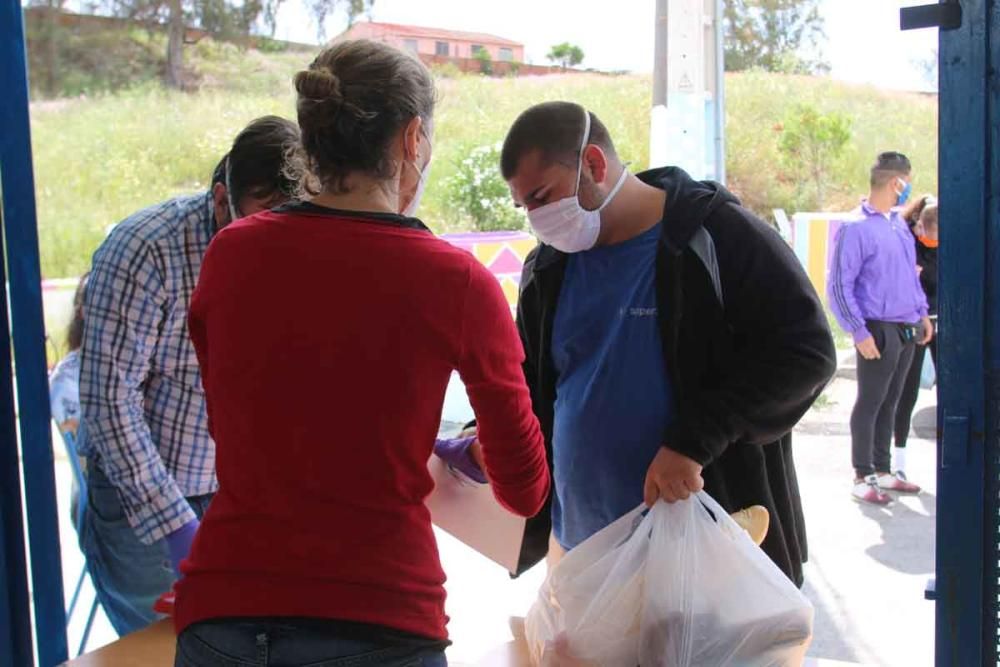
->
[338, 21, 525, 63]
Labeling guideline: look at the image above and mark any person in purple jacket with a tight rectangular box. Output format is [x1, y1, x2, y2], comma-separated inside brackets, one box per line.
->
[829, 151, 933, 505]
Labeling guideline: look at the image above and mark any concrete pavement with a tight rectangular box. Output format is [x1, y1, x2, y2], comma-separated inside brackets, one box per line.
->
[796, 373, 936, 667]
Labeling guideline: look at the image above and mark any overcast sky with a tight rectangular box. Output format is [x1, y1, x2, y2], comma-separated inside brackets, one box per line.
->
[271, 0, 938, 91]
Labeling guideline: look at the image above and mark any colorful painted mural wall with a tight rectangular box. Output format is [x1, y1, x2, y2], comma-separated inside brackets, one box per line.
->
[42, 220, 844, 365]
[785, 212, 847, 300]
[440, 231, 537, 312]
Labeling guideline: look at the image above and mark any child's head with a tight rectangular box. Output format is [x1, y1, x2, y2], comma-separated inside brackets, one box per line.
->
[67, 273, 89, 352]
[920, 203, 939, 241]
[914, 203, 938, 241]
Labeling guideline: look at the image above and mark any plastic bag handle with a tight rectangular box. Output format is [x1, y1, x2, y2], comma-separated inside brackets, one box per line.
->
[694, 491, 745, 539]
[693, 491, 727, 518]
[611, 504, 653, 549]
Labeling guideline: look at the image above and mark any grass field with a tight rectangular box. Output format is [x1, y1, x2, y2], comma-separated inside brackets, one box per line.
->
[28, 38, 938, 279]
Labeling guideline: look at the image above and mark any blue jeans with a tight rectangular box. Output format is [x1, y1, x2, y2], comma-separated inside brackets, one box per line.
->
[80, 462, 214, 636]
[175, 619, 449, 667]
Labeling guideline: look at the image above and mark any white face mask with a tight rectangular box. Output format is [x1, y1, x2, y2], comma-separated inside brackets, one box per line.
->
[401, 157, 431, 217]
[526, 111, 628, 253]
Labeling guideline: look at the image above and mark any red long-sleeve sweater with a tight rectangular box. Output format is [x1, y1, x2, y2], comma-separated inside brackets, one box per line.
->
[174, 204, 549, 641]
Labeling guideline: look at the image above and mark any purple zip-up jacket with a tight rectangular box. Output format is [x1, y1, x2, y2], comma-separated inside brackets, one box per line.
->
[828, 201, 929, 344]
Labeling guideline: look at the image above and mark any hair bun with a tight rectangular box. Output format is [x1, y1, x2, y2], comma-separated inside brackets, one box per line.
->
[294, 67, 342, 103]
[293, 39, 436, 195]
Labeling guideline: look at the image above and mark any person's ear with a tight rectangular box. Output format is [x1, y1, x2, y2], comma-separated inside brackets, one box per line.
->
[583, 144, 610, 186]
[212, 182, 231, 228]
[402, 116, 423, 163]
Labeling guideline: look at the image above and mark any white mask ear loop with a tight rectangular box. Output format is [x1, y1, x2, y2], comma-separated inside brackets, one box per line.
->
[597, 165, 630, 213]
[573, 110, 592, 196]
[224, 155, 239, 221]
[576, 108, 628, 212]
[400, 128, 430, 216]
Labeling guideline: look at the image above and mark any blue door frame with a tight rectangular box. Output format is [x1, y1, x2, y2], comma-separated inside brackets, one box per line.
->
[1, 2, 999, 666]
[933, 0, 1000, 664]
[0, 229, 36, 667]
[0, 0, 69, 665]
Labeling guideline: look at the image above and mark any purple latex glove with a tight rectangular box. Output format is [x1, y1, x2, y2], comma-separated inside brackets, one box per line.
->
[434, 435, 486, 484]
[164, 518, 200, 575]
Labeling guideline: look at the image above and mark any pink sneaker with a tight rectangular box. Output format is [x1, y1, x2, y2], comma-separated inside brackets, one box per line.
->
[853, 475, 892, 505]
[878, 471, 922, 494]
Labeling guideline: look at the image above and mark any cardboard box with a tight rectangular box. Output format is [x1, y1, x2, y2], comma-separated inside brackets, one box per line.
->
[62, 619, 534, 667]
[63, 619, 175, 666]
[425, 454, 526, 573]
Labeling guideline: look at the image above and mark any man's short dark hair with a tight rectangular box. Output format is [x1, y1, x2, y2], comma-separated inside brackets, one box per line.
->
[870, 151, 912, 188]
[500, 101, 617, 180]
[211, 115, 301, 204]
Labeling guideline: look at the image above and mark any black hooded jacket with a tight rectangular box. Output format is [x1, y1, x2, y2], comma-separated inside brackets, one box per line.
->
[513, 167, 837, 585]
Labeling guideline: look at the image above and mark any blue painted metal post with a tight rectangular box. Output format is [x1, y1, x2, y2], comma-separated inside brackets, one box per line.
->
[0, 228, 34, 667]
[0, 2, 69, 665]
[934, 0, 996, 664]
[985, 1, 1000, 661]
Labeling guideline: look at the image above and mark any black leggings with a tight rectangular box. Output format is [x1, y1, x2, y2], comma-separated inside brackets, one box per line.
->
[894, 339, 938, 448]
[851, 322, 916, 477]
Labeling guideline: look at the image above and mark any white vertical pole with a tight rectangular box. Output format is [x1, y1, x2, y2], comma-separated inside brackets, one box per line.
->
[650, 0, 725, 182]
[650, 0, 669, 169]
[713, 0, 726, 183]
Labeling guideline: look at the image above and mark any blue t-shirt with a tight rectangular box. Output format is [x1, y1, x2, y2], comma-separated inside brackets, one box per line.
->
[551, 223, 675, 549]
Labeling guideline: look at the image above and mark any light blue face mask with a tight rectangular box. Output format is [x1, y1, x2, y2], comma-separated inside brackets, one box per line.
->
[896, 178, 913, 206]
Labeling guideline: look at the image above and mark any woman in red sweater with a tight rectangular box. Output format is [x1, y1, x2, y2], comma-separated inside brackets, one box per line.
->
[173, 39, 550, 666]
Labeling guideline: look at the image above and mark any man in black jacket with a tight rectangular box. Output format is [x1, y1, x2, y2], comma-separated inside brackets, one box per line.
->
[500, 101, 836, 585]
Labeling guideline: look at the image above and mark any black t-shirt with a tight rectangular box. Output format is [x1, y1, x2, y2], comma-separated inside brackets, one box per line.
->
[915, 238, 938, 315]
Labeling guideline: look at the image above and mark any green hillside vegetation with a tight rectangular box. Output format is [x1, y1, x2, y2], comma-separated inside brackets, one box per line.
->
[27, 32, 937, 279]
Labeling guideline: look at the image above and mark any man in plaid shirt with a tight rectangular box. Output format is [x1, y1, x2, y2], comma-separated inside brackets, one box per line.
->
[79, 116, 300, 635]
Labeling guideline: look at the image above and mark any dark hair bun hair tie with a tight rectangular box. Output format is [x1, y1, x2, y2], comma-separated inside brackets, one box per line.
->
[295, 67, 342, 103]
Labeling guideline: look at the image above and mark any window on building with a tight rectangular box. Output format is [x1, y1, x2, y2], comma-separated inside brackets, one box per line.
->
[498, 47, 514, 62]
[403, 39, 419, 54]
[435, 41, 449, 56]
[471, 44, 484, 56]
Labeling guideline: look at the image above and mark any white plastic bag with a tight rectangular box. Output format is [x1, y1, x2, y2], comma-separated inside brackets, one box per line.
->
[524, 492, 813, 666]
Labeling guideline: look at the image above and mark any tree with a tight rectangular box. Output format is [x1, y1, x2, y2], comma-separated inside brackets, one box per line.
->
[194, 0, 265, 40]
[27, 0, 69, 96]
[310, 0, 372, 41]
[546, 42, 584, 69]
[100, 0, 373, 89]
[913, 47, 938, 90]
[165, 0, 184, 87]
[98, 0, 241, 88]
[724, 0, 827, 75]
[446, 143, 527, 232]
[473, 47, 493, 75]
[25, 0, 377, 92]
[777, 104, 852, 210]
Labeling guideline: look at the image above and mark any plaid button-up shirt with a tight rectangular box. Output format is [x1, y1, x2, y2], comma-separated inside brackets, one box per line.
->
[80, 193, 217, 544]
